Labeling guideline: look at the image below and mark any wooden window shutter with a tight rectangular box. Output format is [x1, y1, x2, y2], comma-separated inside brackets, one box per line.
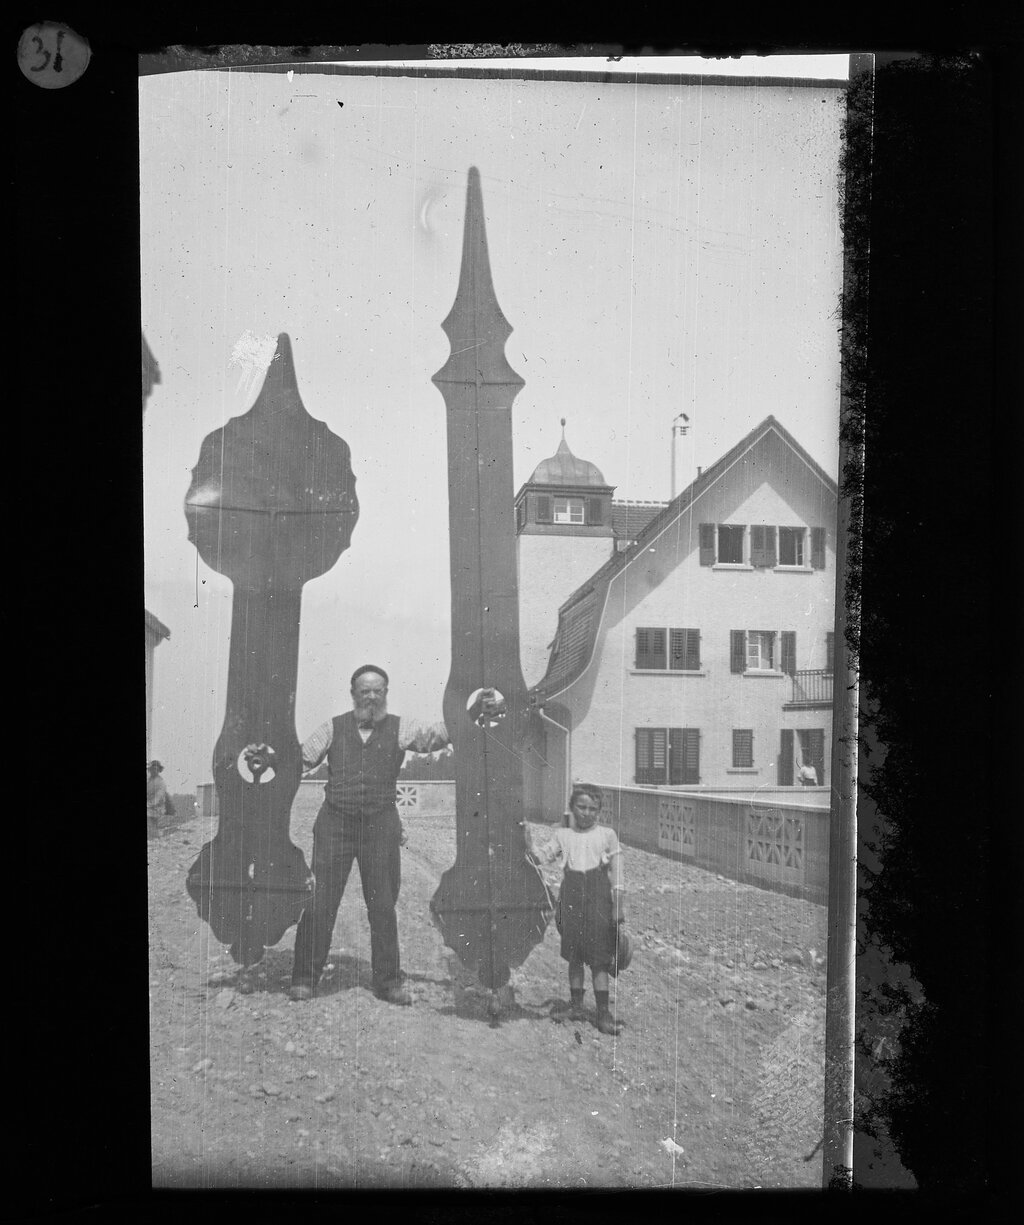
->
[826, 631, 835, 673]
[682, 728, 700, 783]
[766, 526, 777, 567]
[636, 628, 666, 670]
[779, 729, 795, 785]
[730, 630, 746, 673]
[516, 501, 526, 531]
[668, 728, 684, 784]
[751, 525, 768, 567]
[669, 628, 699, 670]
[669, 629, 685, 669]
[811, 527, 826, 569]
[732, 729, 753, 768]
[781, 631, 797, 676]
[808, 728, 826, 787]
[536, 495, 552, 523]
[699, 523, 715, 565]
[587, 497, 603, 525]
[651, 728, 668, 782]
[637, 728, 667, 784]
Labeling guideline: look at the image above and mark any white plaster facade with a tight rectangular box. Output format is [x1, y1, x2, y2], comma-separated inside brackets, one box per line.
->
[524, 418, 837, 814]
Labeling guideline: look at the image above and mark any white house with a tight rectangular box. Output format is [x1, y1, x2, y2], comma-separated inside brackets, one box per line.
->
[520, 415, 837, 819]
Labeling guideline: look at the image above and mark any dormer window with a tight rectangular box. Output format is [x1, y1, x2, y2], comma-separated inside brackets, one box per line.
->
[553, 497, 585, 524]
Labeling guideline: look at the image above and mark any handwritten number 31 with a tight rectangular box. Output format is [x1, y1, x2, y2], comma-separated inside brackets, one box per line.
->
[31, 29, 65, 73]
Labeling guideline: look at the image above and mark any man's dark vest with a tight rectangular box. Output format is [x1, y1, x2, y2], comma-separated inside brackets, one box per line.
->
[323, 711, 405, 817]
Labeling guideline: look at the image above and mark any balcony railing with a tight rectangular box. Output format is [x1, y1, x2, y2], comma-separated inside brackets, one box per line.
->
[786, 668, 833, 708]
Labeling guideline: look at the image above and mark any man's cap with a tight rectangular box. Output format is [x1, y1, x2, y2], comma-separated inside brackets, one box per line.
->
[149, 760, 163, 771]
[351, 665, 389, 688]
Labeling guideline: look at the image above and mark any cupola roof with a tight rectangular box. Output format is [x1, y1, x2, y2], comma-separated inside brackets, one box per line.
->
[528, 420, 607, 487]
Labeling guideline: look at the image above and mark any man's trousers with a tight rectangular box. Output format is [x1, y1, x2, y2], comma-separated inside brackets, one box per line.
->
[291, 802, 402, 990]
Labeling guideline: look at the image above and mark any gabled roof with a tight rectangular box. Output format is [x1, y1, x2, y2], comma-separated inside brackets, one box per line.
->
[532, 416, 837, 702]
[611, 500, 667, 541]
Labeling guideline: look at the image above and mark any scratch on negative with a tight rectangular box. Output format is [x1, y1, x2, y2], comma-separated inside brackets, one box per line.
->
[451, 340, 486, 355]
[574, 104, 587, 132]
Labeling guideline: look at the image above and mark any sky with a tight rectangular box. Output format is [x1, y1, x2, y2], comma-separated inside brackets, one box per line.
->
[142, 55, 848, 790]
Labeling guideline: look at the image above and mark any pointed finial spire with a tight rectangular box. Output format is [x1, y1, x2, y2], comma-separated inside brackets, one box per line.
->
[266, 332, 298, 395]
[433, 168, 523, 389]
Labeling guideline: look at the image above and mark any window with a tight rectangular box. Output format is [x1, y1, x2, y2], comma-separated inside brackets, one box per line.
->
[669, 628, 701, 670]
[553, 497, 585, 524]
[636, 727, 700, 785]
[750, 525, 777, 568]
[708, 522, 827, 569]
[717, 524, 745, 563]
[535, 495, 552, 523]
[779, 728, 826, 786]
[635, 627, 701, 670]
[732, 729, 754, 768]
[778, 527, 805, 566]
[746, 630, 776, 671]
[798, 729, 826, 787]
[731, 629, 796, 673]
[698, 523, 746, 565]
[826, 631, 835, 673]
[516, 501, 526, 530]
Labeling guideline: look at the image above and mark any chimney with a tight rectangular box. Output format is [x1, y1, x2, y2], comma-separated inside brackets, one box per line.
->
[670, 413, 693, 498]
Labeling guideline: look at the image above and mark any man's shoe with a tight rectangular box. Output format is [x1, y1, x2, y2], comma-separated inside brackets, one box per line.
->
[374, 984, 412, 1006]
[551, 1000, 587, 1023]
[289, 983, 314, 1002]
[596, 1010, 623, 1036]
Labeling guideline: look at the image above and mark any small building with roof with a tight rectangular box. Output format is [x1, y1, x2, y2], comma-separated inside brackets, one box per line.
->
[521, 415, 837, 819]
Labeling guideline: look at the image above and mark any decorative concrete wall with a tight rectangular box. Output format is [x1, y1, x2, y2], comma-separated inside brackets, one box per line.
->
[595, 783, 829, 905]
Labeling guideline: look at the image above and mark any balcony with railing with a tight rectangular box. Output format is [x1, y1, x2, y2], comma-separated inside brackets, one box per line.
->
[784, 668, 833, 709]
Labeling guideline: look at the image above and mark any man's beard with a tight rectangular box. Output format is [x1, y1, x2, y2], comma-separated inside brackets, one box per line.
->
[355, 701, 387, 724]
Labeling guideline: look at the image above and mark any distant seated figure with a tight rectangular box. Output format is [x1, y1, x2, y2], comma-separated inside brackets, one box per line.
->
[798, 762, 819, 786]
[147, 760, 167, 839]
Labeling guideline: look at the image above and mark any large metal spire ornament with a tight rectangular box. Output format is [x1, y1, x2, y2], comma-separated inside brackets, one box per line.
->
[184, 334, 358, 965]
[429, 168, 551, 1000]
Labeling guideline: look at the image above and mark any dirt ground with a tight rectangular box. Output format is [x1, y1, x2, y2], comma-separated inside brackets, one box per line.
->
[149, 800, 827, 1190]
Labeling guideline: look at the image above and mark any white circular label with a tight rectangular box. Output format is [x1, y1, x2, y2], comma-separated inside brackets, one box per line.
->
[18, 22, 91, 89]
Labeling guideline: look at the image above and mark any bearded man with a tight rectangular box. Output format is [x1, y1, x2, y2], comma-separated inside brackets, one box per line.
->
[265, 665, 501, 1005]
